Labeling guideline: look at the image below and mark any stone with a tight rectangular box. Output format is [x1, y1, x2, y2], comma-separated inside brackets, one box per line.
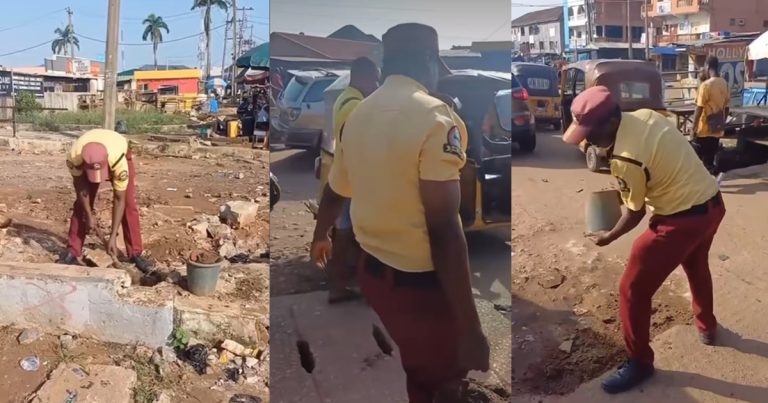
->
[244, 357, 258, 368]
[153, 392, 173, 403]
[84, 249, 114, 268]
[159, 346, 177, 363]
[236, 172, 245, 179]
[233, 356, 243, 367]
[0, 214, 11, 229]
[189, 222, 209, 238]
[537, 272, 565, 289]
[18, 328, 40, 345]
[243, 368, 259, 384]
[221, 339, 246, 356]
[558, 340, 573, 354]
[165, 271, 182, 284]
[59, 334, 76, 350]
[0, 203, 7, 212]
[219, 350, 235, 364]
[218, 241, 239, 259]
[219, 201, 259, 229]
[207, 223, 233, 240]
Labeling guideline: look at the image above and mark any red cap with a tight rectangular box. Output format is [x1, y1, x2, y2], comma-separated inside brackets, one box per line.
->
[562, 86, 618, 145]
[81, 142, 109, 183]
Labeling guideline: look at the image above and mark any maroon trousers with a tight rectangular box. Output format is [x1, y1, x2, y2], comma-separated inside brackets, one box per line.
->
[621, 193, 725, 364]
[357, 253, 467, 403]
[67, 151, 143, 258]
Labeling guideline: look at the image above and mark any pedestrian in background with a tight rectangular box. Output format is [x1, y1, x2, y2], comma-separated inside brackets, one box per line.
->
[692, 55, 730, 183]
[310, 23, 489, 403]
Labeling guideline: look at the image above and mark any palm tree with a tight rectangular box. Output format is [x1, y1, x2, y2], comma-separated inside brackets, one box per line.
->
[142, 14, 170, 70]
[191, 0, 229, 80]
[51, 25, 79, 56]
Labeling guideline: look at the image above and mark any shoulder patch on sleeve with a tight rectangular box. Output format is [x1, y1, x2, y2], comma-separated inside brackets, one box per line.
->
[117, 170, 128, 182]
[616, 177, 629, 192]
[442, 125, 464, 160]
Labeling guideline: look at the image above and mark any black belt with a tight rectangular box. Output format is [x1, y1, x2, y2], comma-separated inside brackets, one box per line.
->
[363, 254, 440, 289]
[666, 192, 722, 218]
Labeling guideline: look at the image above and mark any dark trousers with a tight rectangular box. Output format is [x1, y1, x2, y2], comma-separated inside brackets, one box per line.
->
[67, 151, 143, 258]
[692, 136, 720, 174]
[620, 193, 725, 364]
[357, 253, 467, 403]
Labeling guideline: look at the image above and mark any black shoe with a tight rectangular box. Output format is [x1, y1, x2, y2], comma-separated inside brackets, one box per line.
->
[601, 359, 654, 394]
[130, 254, 156, 274]
[699, 331, 716, 346]
[57, 252, 82, 266]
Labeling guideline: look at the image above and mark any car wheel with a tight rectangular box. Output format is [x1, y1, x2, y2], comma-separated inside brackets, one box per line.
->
[518, 131, 536, 153]
[585, 146, 600, 172]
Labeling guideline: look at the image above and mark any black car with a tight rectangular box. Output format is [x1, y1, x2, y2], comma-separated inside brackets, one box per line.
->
[510, 73, 536, 153]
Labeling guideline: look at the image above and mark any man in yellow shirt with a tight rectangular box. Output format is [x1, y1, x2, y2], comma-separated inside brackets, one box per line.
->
[692, 55, 730, 177]
[564, 86, 725, 394]
[310, 23, 489, 402]
[324, 56, 380, 304]
[58, 129, 154, 273]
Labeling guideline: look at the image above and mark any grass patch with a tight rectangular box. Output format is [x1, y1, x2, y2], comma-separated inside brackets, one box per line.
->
[17, 110, 192, 134]
[132, 356, 177, 403]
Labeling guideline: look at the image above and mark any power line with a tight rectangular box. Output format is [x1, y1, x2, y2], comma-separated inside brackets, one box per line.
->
[76, 23, 227, 47]
[0, 39, 54, 57]
[0, 8, 66, 33]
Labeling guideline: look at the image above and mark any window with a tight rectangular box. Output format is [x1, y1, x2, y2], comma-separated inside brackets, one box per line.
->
[549, 41, 555, 50]
[619, 81, 651, 99]
[763, 20, 768, 28]
[303, 79, 334, 103]
[539, 41, 545, 50]
[596, 26, 604, 37]
[141, 84, 149, 91]
[281, 78, 307, 103]
[574, 70, 586, 94]
[563, 69, 576, 96]
[631, 27, 644, 41]
[730, 18, 736, 26]
[520, 27, 525, 35]
[605, 25, 624, 39]
[576, 30, 583, 38]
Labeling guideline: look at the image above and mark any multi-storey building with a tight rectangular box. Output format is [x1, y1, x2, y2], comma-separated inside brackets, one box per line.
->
[564, 0, 645, 48]
[511, 7, 565, 56]
[644, 0, 768, 45]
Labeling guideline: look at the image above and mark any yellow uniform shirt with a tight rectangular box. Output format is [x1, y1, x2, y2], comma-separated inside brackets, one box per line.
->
[329, 75, 468, 272]
[610, 109, 718, 216]
[695, 77, 730, 138]
[318, 86, 364, 199]
[66, 129, 130, 192]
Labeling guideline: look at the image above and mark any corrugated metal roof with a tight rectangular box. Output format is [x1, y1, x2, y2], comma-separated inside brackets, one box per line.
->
[511, 7, 563, 27]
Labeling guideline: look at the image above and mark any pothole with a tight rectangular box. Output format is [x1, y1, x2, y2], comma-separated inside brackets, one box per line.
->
[296, 339, 315, 373]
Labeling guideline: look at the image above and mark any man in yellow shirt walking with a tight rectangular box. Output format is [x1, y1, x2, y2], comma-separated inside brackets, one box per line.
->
[692, 55, 730, 179]
[310, 23, 489, 402]
[59, 129, 154, 273]
[565, 86, 725, 394]
[325, 56, 380, 304]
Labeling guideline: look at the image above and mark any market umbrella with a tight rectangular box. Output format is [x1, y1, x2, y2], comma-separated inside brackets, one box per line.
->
[748, 31, 768, 60]
[236, 43, 269, 68]
[206, 78, 227, 90]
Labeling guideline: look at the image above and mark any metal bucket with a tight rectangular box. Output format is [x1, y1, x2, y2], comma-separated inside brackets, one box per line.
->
[186, 254, 223, 296]
[585, 189, 622, 233]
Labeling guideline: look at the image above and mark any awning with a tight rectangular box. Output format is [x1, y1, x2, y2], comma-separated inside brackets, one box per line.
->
[236, 43, 269, 68]
[236, 68, 269, 85]
[748, 31, 768, 60]
[651, 47, 682, 55]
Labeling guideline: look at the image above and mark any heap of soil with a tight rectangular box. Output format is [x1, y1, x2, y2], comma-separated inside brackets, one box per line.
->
[189, 250, 220, 264]
[461, 380, 509, 403]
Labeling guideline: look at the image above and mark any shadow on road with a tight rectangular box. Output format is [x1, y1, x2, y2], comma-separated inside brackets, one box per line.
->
[467, 230, 510, 305]
[270, 148, 318, 203]
[7, 221, 67, 256]
[719, 178, 768, 195]
[512, 132, 589, 171]
[648, 369, 767, 403]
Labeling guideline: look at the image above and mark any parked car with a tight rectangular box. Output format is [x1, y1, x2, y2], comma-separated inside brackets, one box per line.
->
[510, 73, 536, 153]
[272, 69, 346, 151]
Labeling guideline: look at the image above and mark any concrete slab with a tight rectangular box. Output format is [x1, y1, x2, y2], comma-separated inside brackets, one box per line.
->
[30, 363, 136, 403]
[270, 291, 407, 403]
[175, 296, 268, 347]
[0, 262, 173, 347]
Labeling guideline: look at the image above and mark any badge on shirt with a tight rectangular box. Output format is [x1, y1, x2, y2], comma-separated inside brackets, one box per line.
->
[443, 126, 464, 160]
[616, 177, 629, 192]
[116, 170, 128, 182]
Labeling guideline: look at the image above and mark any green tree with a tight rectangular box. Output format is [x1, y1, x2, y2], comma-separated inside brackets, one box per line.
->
[191, 0, 229, 80]
[15, 92, 41, 116]
[142, 14, 171, 70]
[51, 25, 79, 56]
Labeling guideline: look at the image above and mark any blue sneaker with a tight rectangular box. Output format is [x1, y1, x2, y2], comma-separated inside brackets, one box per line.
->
[601, 359, 654, 394]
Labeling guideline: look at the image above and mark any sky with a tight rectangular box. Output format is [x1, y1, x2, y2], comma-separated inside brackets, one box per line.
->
[512, 0, 563, 20]
[270, 0, 511, 48]
[0, 0, 269, 70]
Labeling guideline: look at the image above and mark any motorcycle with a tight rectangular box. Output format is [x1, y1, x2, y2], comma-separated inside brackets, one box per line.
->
[270, 172, 280, 211]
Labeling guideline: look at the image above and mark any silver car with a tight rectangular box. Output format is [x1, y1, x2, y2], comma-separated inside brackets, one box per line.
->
[273, 69, 347, 150]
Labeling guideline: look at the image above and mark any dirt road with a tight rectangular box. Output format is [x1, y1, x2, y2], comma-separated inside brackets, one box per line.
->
[512, 130, 768, 401]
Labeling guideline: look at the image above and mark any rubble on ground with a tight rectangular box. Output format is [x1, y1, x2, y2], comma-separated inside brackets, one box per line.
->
[220, 201, 259, 229]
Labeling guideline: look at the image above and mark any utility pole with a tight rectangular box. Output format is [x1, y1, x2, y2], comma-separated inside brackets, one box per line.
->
[103, 0, 120, 130]
[221, 9, 230, 83]
[627, 0, 633, 59]
[66, 7, 75, 59]
[644, 0, 650, 59]
[231, 0, 238, 98]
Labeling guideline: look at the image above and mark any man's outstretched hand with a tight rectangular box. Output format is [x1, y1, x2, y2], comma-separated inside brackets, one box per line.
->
[310, 236, 332, 269]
